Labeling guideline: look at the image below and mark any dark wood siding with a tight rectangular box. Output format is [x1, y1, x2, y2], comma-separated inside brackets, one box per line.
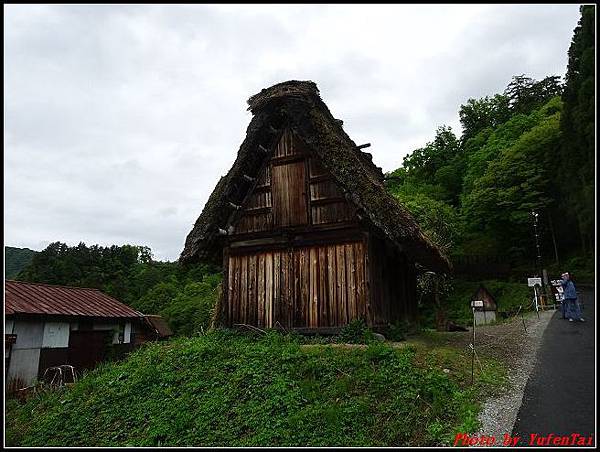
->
[272, 160, 308, 227]
[368, 234, 417, 326]
[226, 241, 368, 328]
[231, 128, 356, 235]
[234, 165, 273, 234]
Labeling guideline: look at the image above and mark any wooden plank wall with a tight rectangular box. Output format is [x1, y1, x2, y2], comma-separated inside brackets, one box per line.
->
[226, 241, 368, 328]
[234, 165, 272, 234]
[272, 161, 308, 227]
[233, 128, 356, 234]
[308, 158, 354, 225]
[368, 235, 417, 326]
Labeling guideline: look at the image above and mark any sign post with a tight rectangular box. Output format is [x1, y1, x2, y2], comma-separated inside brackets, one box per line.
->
[528, 278, 542, 319]
[470, 300, 483, 385]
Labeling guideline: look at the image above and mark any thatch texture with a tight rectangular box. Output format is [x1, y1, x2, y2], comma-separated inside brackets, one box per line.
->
[180, 80, 451, 273]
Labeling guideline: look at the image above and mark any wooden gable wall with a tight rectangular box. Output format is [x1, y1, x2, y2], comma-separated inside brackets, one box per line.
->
[232, 128, 356, 235]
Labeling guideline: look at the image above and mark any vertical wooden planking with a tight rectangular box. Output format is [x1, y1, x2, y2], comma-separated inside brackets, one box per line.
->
[234, 255, 241, 324]
[273, 251, 281, 327]
[354, 242, 366, 320]
[318, 246, 328, 326]
[327, 245, 337, 326]
[240, 255, 248, 325]
[285, 249, 292, 328]
[279, 249, 287, 327]
[257, 253, 265, 327]
[265, 252, 273, 328]
[246, 254, 254, 326]
[365, 234, 374, 327]
[227, 255, 234, 326]
[309, 247, 318, 327]
[336, 244, 347, 325]
[302, 247, 310, 327]
[297, 248, 307, 327]
[345, 243, 356, 321]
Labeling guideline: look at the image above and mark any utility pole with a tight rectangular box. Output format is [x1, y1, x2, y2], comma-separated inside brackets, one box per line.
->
[531, 210, 543, 285]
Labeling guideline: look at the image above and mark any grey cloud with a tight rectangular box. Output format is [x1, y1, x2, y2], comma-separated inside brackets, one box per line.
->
[4, 4, 581, 260]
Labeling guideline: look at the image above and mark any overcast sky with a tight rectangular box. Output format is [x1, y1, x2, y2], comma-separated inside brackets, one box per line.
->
[4, 4, 582, 261]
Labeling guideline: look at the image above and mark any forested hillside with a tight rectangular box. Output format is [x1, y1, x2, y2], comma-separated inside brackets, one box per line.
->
[385, 5, 595, 278]
[5, 246, 37, 279]
[16, 242, 221, 336]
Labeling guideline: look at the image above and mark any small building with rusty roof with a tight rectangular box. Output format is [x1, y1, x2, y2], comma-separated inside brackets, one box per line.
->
[5, 280, 172, 390]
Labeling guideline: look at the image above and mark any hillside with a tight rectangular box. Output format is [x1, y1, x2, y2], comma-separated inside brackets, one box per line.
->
[6, 329, 506, 447]
[4, 246, 37, 279]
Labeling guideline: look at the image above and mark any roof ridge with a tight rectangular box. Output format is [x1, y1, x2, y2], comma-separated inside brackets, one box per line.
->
[5, 279, 102, 292]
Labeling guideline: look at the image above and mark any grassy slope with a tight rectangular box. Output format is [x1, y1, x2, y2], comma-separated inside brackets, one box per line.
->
[4, 246, 36, 279]
[6, 330, 506, 447]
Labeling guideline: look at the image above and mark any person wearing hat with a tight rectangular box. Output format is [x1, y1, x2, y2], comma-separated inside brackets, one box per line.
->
[560, 272, 584, 322]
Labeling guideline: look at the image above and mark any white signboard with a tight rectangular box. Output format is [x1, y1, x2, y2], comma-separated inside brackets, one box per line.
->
[528, 277, 542, 287]
[471, 300, 484, 308]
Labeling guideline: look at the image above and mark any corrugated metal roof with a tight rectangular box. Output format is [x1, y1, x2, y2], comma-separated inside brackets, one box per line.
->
[5, 280, 141, 318]
[144, 315, 173, 337]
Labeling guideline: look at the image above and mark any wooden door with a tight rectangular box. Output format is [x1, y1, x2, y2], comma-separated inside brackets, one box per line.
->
[67, 330, 110, 372]
[272, 161, 308, 227]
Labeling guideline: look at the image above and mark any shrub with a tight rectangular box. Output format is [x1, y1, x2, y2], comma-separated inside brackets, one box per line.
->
[338, 318, 374, 344]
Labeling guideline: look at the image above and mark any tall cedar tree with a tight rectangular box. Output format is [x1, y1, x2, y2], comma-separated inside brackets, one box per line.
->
[559, 5, 595, 254]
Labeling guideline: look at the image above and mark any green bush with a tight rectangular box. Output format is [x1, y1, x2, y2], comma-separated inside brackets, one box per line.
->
[338, 318, 374, 344]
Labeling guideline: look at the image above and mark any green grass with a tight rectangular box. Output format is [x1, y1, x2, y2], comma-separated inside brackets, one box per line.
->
[5, 329, 506, 447]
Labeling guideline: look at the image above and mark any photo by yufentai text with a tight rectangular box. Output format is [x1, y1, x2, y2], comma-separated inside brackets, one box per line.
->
[454, 433, 595, 447]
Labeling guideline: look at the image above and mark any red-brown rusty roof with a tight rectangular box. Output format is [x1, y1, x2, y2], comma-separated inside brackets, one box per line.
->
[5, 280, 141, 318]
[143, 315, 173, 337]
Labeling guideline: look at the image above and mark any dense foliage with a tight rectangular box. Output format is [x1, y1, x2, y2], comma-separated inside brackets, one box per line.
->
[558, 5, 595, 255]
[5, 246, 37, 279]
[17, 242, 221, 336]
[6, 330, 505, 447]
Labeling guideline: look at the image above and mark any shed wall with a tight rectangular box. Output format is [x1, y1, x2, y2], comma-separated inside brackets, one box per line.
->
[226, 241, 368, 328]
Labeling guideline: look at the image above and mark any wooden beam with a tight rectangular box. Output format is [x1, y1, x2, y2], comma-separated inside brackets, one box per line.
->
[310, 197, 346, 207]
[243, 206, 272, 215]
[242, 174, 256, 182]
[258, 144, 269, 153]
[356, 143, 371, 150]
[271, 154, 305, 166]
[228, 202, 242, 210]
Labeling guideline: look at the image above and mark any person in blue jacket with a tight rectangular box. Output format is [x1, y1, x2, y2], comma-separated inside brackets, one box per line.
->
[560, 272, 584, 322]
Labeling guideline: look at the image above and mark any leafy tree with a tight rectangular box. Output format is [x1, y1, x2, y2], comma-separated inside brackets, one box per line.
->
[504, 74, 563, 114]
[461, 97, 562, 259]
[459, 94, 511, 142]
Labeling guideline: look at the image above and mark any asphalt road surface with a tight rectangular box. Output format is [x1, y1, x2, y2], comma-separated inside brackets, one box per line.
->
[512, 286, 595, 447]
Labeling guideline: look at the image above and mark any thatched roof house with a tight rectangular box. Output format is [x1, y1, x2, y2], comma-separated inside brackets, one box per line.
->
[181, 80, 450, 331]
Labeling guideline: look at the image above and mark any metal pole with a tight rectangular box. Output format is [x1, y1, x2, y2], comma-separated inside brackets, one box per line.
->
[471, 306, 475, 385]
[533, 285, 540, 319]
[532, 210, 543, 287]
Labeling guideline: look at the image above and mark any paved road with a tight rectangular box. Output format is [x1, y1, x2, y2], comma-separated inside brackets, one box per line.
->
[512, 286, 595, 447]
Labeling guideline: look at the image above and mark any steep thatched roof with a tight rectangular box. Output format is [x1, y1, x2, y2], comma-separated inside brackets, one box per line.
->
[180, 80, 451, 273]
